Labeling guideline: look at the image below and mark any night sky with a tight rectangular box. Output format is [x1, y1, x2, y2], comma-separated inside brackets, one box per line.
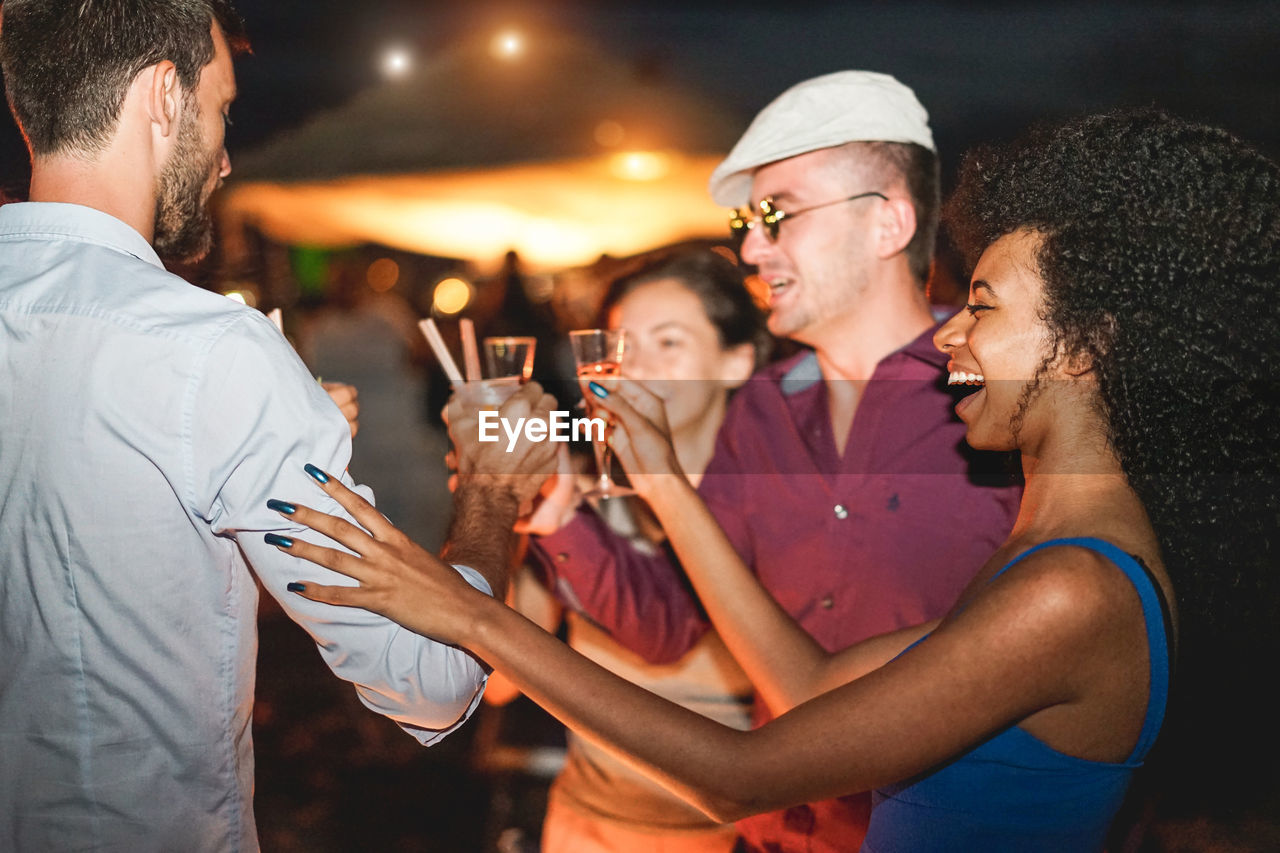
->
[2, 1, 1279, 195]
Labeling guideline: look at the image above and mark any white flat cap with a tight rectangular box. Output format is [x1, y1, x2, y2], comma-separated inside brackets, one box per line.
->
[709, 70, 935, 207]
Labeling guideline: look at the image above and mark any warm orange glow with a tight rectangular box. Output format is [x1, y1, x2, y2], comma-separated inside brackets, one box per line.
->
[220, 153, 730, 271]
[366, 257, 400, 292]
[223, 290, 249, 306]
[433, 277, 472, 315]
[710, 245, 738, 265]
[742, 273, 771, 312]
[490, 30, 524, 60]
[610, 150, 670, 182]
[594, 120, 625, 147]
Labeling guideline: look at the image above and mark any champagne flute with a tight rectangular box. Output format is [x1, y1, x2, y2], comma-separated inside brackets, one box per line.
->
[569, 329, 632, 499]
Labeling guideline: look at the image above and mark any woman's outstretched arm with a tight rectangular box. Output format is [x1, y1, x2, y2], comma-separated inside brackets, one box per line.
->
[269, 470, 1130, 820]
[587, 379, 940, 712]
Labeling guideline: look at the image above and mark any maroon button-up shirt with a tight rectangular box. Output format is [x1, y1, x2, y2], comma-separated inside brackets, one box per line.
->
[530, 324, 1022, 851]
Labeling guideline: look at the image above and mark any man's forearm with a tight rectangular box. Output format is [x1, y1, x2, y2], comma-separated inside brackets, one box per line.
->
[442, 481, 521, 596]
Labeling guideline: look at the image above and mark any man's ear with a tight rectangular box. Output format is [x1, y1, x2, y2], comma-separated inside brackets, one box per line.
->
[874, 196, 917, 260]
[144, 61, 181, 138]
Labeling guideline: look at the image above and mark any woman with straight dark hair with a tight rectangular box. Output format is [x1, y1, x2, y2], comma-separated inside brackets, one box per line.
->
[492, 246, 769, 852]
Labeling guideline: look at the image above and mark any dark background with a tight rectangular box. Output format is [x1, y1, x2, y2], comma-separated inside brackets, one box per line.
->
[4, 3, 1279, 850]
[3, 1, 1280, 196]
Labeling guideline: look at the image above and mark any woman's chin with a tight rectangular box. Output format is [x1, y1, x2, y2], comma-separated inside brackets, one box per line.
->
[961, 419, 1018, 454]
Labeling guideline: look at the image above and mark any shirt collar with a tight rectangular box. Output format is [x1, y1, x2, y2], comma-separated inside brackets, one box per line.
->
[778, 322, 948, 395]
[0, 201, 165, 270]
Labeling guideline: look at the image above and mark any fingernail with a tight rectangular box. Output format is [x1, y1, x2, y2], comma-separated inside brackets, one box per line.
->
[588, 381, 609, 398]
[267, 499, 296, 515]
[304, 463, 329, 484]
[265, 533, 294, 548]
[287, 582, 306, 592]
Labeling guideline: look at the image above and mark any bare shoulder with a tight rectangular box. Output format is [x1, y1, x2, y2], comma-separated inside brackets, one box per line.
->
[969, 543, 1148, 641]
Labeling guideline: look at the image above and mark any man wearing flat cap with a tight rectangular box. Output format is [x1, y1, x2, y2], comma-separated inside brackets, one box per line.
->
[529, 71, 1020, 851]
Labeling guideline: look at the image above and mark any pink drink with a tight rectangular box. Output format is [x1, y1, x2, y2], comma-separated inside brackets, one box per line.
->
[568, 328, 632, 498]
[575, 360, 622, 380]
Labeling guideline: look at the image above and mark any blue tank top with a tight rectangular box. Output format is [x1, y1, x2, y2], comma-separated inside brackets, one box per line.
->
[862, 537, 1172, 853]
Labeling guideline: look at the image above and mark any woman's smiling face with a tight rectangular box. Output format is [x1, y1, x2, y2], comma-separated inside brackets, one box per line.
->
[934, 229, 1061, 452]
[607, 276, 754, 436]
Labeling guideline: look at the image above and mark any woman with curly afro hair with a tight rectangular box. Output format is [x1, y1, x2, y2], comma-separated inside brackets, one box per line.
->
[944, 107, 1280, 827]
[272, 108, 1278, 851]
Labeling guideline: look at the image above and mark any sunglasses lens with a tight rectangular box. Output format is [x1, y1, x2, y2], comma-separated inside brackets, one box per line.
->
[759, 200, 783, 242]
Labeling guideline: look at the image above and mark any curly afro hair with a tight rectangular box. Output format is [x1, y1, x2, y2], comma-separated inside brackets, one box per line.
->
[946, 108, 1280, 808]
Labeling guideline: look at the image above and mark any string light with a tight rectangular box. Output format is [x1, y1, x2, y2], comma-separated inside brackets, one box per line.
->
[433, 277, 472, 315]
[381, 47, 412, 79]
[490, 30, 524, 60]
[610, 151, 670, 182]
[366, 258, 400, 292]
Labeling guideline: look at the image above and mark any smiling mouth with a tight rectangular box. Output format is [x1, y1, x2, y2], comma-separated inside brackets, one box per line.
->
[766, 277, 794, 298]
[947, 371, 985, 386]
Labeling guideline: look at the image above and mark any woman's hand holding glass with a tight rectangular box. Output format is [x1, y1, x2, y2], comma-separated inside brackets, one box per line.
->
[582, 377, 687, 500]
[569, 328, 632, 499]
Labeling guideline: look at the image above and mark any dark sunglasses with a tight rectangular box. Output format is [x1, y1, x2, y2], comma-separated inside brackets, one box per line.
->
[728, 191, 888, 244]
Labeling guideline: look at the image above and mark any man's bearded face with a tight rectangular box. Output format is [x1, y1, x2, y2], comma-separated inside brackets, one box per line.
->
[153, 99, 221, 264]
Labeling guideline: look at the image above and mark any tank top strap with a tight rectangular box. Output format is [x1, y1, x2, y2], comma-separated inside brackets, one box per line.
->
[991, 537, 1171, 763]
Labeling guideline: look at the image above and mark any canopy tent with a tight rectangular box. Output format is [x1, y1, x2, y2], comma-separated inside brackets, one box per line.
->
[218, 32, 747, 271]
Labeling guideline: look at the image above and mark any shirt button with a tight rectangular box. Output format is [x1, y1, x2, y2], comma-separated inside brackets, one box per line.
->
[820, 595, 835, 610]
[833, 504, 849, 519]
[556, 552, 569, 563]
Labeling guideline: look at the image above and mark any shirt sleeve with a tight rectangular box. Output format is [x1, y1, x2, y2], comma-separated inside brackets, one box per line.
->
[528, 507, 710, 664]
[187, 310, 488, 745]
[526, 388, 765, 665]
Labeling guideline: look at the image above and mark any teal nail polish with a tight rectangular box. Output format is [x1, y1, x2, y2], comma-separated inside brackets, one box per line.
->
[588, 381, 609, 398]
[304, 463, 329, 484]
[267, 499, 296, 515]
[287, 582, 306, 592]
[265, 533, 294, 548]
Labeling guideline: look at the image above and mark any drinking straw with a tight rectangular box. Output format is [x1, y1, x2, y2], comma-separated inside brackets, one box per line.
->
[418, 318, 464, 384]
[460, 317, 482, 381]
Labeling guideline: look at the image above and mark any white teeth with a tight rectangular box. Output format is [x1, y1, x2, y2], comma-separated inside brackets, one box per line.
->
[947, 371, 985, 386]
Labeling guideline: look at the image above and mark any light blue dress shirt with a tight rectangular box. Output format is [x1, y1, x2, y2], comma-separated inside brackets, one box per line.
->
[0, 202, 491, 851]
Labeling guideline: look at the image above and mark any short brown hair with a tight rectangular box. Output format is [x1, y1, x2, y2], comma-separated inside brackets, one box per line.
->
[858, 141, 940, 286]
[0, 0, 248, 157]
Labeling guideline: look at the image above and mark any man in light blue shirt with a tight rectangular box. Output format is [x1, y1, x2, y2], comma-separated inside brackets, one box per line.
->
[0, 2, 555, 849]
